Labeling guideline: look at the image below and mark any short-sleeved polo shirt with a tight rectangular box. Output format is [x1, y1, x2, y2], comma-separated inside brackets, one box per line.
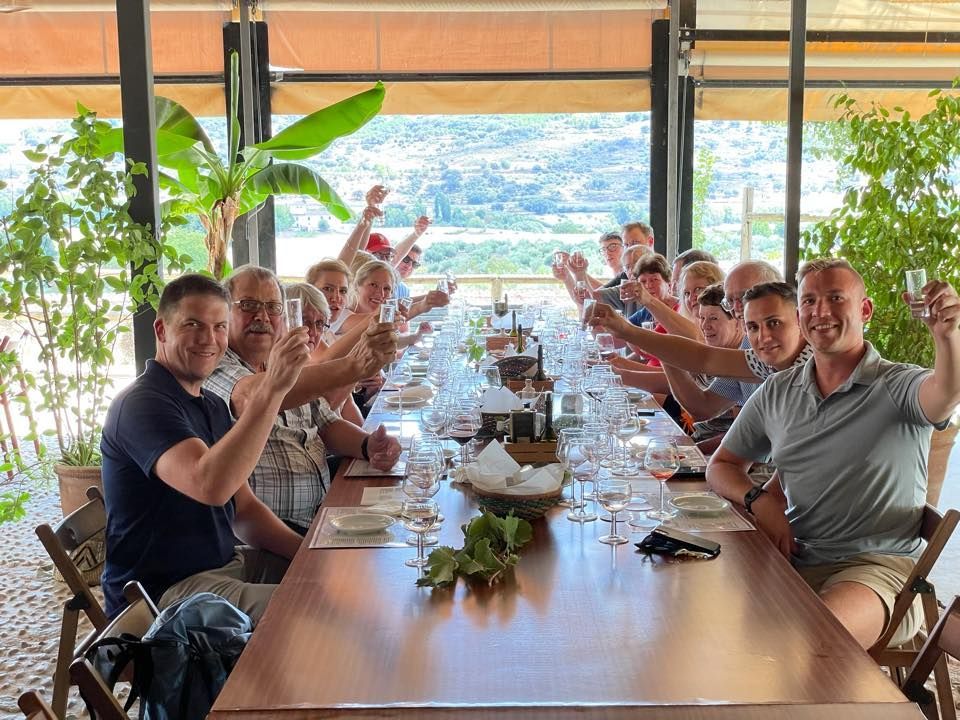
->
[395, 282, 411, 300]
[204, 348, 339, 529]
[720, 342, 944, 566]
[100, 360, 236, 617]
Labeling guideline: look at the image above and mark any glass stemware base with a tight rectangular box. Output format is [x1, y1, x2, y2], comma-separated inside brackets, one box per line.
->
[599, 531, 629, 545]
[406, 533, 439, 546]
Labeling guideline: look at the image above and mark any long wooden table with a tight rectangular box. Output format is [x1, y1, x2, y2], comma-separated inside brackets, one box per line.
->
[211, 397, 920, 719]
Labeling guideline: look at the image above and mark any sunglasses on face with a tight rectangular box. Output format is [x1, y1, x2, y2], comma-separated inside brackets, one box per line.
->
[401, 256, 421, 269]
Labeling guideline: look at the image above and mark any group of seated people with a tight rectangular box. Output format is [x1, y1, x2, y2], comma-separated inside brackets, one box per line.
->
[577, 230, 959, 650]
[100, 186, 448, 622]
[99, 198, 960, 657]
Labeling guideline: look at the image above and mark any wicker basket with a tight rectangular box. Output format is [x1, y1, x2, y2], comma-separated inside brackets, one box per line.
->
[494, 355, 537, 379]
[472, 485, 561, 521]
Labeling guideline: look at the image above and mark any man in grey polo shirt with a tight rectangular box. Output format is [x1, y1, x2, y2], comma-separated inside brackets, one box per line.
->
[707, 258, 960, 649]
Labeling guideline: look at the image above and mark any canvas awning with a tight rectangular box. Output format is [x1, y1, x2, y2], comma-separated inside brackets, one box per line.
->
[0, 0, 957, 120]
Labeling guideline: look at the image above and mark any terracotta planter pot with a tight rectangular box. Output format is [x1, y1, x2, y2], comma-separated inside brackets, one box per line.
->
[927, 424, 958, 507]
[53, 463, 103, 518]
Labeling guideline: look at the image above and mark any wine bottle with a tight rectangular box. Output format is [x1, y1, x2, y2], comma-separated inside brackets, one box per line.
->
[510, 310, 518, 337]
[516, 323, 525, 352]
[542, 392, 557, 441]
[534, 344, 547, 381]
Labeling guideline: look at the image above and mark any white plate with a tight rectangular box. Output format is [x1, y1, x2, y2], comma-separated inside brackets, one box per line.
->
[329, 513, 395, 534]
[384, 395, 428, 408]
[669, 494, 730, 516]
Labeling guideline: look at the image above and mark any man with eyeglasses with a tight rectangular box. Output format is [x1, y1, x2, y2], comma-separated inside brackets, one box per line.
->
[203, 265, 402, 537]
[101, 273, 311, 622]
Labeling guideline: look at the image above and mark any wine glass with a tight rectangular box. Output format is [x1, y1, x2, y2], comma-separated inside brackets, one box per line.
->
[566, 434, 598, 523]
[480, 365, 502, 391]
[556, 428, 585, 509]
[387, 362, 414, 438]
[596, 332, 617, 361]
[402, 499, 439, 568]
[449, 404, 481, 466]
[597, 479, 631, 545]
[644, 438, 680, 522]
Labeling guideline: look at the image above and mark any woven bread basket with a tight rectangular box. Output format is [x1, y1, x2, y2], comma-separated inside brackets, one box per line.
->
[472, 485, 561, 521]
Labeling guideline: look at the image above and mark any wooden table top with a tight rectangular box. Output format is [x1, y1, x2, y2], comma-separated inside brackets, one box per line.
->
[211, 403, 919, 719]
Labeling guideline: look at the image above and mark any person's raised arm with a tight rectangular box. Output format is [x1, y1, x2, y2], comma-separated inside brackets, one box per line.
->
[587, 303, 754, 380]
[405, 290, 449, 320]
[661, 363, 738, 421]
[310, 320, 368, 363]
[621, 281, 702, 340]
[916, 281, 960, 423]
[337, 185, 388, 266]
[391, 216, 431, 268]
[230, 320, 397, 416]
[154, 328, 310, 506]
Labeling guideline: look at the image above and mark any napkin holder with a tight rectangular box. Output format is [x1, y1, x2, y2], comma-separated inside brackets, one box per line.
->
[479, 411, 510, 439]
[503, 439, 558, 464]
[506, 378, 555, 393]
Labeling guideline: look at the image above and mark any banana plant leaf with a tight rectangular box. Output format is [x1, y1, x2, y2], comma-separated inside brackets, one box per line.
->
[240, 163, 351, 220]
[251, 82, 385, 162]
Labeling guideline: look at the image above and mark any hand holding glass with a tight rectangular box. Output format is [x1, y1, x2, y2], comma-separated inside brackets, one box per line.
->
[285, 298, 302, 331]
[905, 269, 930, 319]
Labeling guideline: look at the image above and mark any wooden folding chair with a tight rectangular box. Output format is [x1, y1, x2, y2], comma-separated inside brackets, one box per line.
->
[870, 505, 959, 720]
[69, 581, 159, 720]
[35, 485, 110, 718]
[16, 690, 57, 720]
[902, 595, 960, 720]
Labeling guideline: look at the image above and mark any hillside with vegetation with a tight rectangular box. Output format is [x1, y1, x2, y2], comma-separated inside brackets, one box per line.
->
[0, 112, 847, 276]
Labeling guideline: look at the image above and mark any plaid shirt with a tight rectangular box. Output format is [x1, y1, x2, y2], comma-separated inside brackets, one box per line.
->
[203, 348, 338, 529]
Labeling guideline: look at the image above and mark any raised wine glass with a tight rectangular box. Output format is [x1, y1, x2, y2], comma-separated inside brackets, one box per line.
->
[597, 478, 631, 545]
[402, 499, 439, 568]
[644, 437, 680, 522]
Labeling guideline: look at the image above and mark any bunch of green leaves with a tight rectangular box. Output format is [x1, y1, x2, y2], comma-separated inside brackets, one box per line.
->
[416, 511, 533, 588]
[464, 316, 487, 364]
[0, 105, 184, 467]
[802, 84, 960, 367]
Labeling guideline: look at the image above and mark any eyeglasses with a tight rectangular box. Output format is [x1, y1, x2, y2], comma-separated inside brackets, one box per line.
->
[306, 319, 331, 332]
[720, 291, 747, 314]
[602, 243, 624, 253]
[401, 256, 421, 269]
[233, 299, 283, 316]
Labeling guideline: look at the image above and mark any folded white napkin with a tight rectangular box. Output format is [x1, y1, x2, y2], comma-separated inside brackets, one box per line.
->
[520, 342, 540, 359]
[481, 386, 522, 413]
[465, 441, 563, 496]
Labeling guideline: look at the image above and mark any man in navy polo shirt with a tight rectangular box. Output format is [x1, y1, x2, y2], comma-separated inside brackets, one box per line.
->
[100, 274, 310, 622]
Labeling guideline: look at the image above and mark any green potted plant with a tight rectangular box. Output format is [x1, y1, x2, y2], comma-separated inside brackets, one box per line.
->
[0, 105, 182, 516]
[98, 51, 385, 278]
[802, 85, 960, 504]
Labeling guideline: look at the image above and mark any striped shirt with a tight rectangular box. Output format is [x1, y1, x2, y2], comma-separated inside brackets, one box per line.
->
[204, 348, 339, 530]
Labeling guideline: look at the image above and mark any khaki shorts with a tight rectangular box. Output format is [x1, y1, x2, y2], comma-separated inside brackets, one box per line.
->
[797, 553, 922, 648]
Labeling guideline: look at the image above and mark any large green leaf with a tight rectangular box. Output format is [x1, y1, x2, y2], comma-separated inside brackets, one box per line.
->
[250, 82, 385, 161]
[242, 163, 351, 220]
[95, 127, 204, 159]
[154, 97, 216, 154]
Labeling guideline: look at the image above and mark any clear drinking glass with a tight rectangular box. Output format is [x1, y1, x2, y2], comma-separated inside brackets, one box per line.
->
[379, 299, 397, 324]
[387, 363, 414, 439]
[597, 479, 631, 545]
[567, 434, 598, 523]
[904, 269, 929, 319]
[596, 333, 617, 361]
[285, 298, 302, 331]
[644, 438, 680, 522]
[556, 428, 585, 509]
[402, 499, 439, 568]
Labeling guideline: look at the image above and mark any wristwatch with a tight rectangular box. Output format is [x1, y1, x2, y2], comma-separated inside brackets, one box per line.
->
[743, 486, 767, 515]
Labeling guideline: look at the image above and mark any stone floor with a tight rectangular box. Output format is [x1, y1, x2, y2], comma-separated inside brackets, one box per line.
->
[1, 465, 959, 718]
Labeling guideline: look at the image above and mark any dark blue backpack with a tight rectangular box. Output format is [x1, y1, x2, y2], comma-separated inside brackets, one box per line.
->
[84, 592, 253, 720]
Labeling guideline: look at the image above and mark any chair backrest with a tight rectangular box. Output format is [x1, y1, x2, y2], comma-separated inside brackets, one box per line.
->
[872, 505, 960, 652]
[16, 690, 57, 720]
[902, 595, 960, 717]
[35, 485, 109, 630]
[69, 581, 159, 720]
